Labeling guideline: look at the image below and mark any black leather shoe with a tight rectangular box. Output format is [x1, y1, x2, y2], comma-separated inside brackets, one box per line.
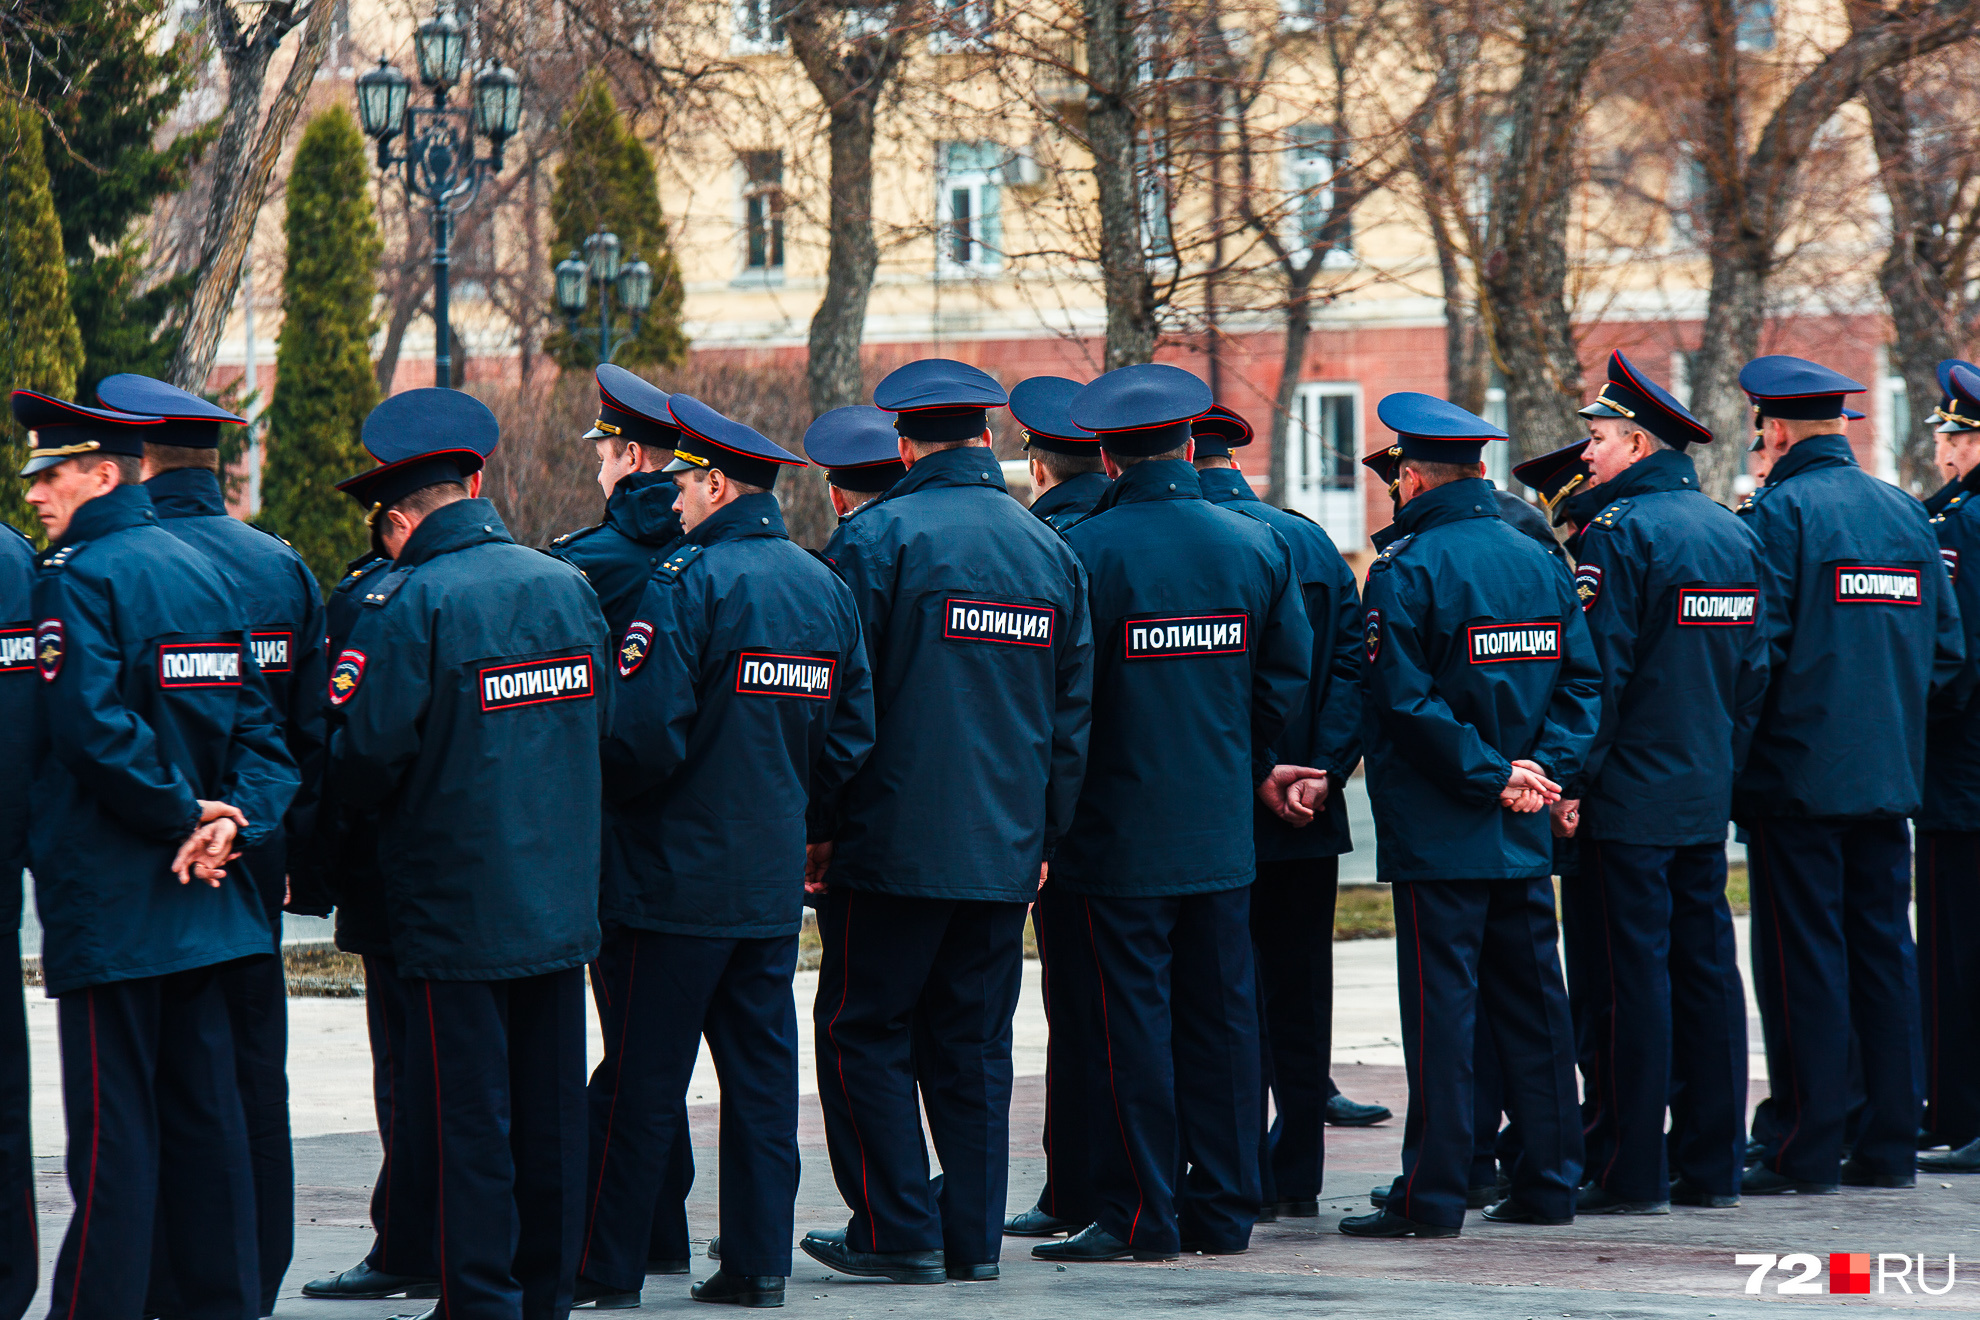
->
[1481, 1198, 1572, 1225]
[1003, 1207, 1081, 1237]
[799, 1234, 944, 1284]
[1032, 1224, 1178, 1262]
[1576, 1184, 1669, 1215]
[387, 1310, 435, 1320]
[648, 1259, 691, 1276]
[1337, 1209, 1458, 1238]
[707, 1236, 721, 1260]
[1326, 1094, 1393, 1127]
[1669, 1177, 1740, 1208]
[946, 1263, 999, 1281]
[1466, 1180, 1508, 1209]
[1261, 1199, 1318, 1218]
[1919, 1137, 1980, 1172]
[1744, 1137, 1766, 1166]
[573, 1278, 642, 1308]
[1741, 1166, 1838, 1196]
[691, 1272, 785, 1308]
[1840, 1160, 1914, 1188]
[303, 1263, 442, 1300]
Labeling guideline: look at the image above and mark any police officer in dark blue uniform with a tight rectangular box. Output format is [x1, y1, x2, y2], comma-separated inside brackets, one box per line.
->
[1188, 403, 1364, 1220]
[325, 389, 608, 1320]
[1918, 362, 1980, 1173]
[803, 405, 906, 523]
[0, 517, 34, 1320]
[1734, 355, 1963, 1195]
[16, 390, 300, 1320]
[94, 373, 327, 1310]
[547, 365, 686, 638]
[803, 359, 1093, 1285]
[574, 398, 874, 1309]
[1032, 364, 1314, 1264]
[1542, 352, 1767, 1213]
[1339, 393, 1600, 1239]
[1011, 376, 1109, 531]
[1369, 443, 1565, 559]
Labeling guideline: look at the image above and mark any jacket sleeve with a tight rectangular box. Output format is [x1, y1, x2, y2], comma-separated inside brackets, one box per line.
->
[1249, 536, 1316, 783]
[1309, 553, 1363, 781]
[278, 575, 330, 857]
[1748, 499, 1799, 679]
[34, 569, 202, 841]
[223, 648, 302, 849]
[1928, 520, 1969, 705]
[1731, 526, 1771, 769]
[1044, 556, 1095, 854]
[809, 591, 877, 832]
[601, 573, 707, 804]
[326, 602, 432, 811]
[823, 522, 895, 686]
[1363, 566, 1513, 803]
[1563, 526, 1637, 795]
[1528, 584, 1604, 784]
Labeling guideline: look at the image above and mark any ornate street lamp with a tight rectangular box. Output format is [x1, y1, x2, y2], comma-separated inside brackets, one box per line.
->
[353, 4, 520, 388]
[558, 228, 655, 364]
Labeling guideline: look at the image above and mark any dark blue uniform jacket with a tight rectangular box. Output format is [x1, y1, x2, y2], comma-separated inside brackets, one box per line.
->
[822, 446, 1093, 903]
[1734, 435, 1964, 822]
[547, 470, 684, 638]
[1031, 471, 1110, 532]
[1360, 478, 1602, 883]
[1568, 448, 1769, 845]
[1920, 466, 1980, 832]
[1197, 466, 1361, 860]
[328, 500, 607, 981]
[1055, 460, 1313, 896]
[604, 494, 875, 938]
[0, 526, 34, 929]
[28, 484, 299, 995]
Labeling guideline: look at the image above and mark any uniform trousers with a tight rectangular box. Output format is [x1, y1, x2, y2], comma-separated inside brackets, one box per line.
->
[49, 965, 260, 1320]
[1747, 817, 1917, 1181]
[1917, 831, 1980, 1148]
[0, 930, 33, 1320]
[1557, 849, 1614, 1177]
[1250, 857, 1338, 1205]
[1051, 886, 1260, 1255]
[1580, 839, 1748, 1200]
[361, 954, 436, 1279]
[1386, 878, 1581, 1230]
[404, 968, 587, 1320]
[1028, 881, 1094, 1225]
[579, 928, 797, 1288]
[813, 889, 1027, 1266]
[585, 930, 697, 1272]
[222, 839, 292, 1315]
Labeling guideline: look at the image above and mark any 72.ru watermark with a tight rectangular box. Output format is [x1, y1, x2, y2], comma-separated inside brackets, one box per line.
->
[1737, 1254, 1958, 1295]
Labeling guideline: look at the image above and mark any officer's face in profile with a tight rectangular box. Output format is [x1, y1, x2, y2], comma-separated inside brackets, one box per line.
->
[1935, 431, 1980, 484]
[25, 457, 121, 541]
[673, 469, 724, 533]
[1585, 418, 1651, 486]
[596, 438, 637, 499]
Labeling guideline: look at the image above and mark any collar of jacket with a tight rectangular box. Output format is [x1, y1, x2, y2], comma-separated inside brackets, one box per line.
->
[1194, 465, 1258, 504]
[144, 466, 228, 518]
[1926, 478, 1963, 516]
[1392, 476, 1501, 536]
[59, 482, 157, 546]
[1032, 469, 1108, 515]
[605, 469, 685, 545]
[395, 497, 513, 568]
[1090, 458, 1202, 515]
[686, 490, 787, 547]
[1586, 445, 1702, 506]
[1765, 433, 1855, 487]
[882, 444, 1009, 503]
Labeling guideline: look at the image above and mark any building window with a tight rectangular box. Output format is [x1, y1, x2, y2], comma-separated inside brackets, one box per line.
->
[742, 151, 785, 271]
[1734, 0, 1773, 50]
[1137, 135, 1174, 261]
[929, 0, 992, 50]
[1482, 378, 1510, 488]
[1288, 382, 1362, 541]
[733, 0, 785, 50]
[939, 141, 1003, 269]
[1289, 123, 1352, 265]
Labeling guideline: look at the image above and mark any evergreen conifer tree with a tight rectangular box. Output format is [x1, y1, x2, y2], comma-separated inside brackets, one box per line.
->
[260, 107, 380, 592]
[547, 76, 688, 372]
[0, 98, 86, 541]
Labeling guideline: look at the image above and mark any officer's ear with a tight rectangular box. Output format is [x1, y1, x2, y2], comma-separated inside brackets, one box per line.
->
[466, 471, 483, 498]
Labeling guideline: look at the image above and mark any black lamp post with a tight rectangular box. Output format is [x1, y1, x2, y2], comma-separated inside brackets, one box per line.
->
[354, 3, 521, 388]
[555, 227, 654, 364]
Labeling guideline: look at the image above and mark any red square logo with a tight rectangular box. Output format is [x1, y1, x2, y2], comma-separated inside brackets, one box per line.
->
[1830, 1253, 1871, 1294]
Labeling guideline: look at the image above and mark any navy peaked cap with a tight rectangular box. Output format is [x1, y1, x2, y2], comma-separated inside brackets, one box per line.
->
[588, 364, 679, 448]
[874, 359, 1009, 412]
[1512, 439, 1592, 524]
[1738, 355, 1864, 419]
[1376, 392, 1507, 464]
[95, 374, 244, 448]
[1577, 351, 1711, 448]
[1360, 445, 1402, 490]
[1190, 404, 1254, 457]
[14, 391, 162, 476]
[665, 393, 806, 490]
[337, 388, 500, 512]
[804, 406, 906, 492]
[1009, 376, 1098, 455]
[1070, 363, 1213, 456]
[1935, 359, 1980, 432]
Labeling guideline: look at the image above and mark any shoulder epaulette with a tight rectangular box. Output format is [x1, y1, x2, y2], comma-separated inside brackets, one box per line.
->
[1935, 492, 1971, 525]
[360, 568, 413, 608]
[548, 522, 605, 551]
[1281, 506, 1318, 524]
[2, 522, 31, 548]
[247, 521, 297, 549]
[1587, 498, 1631, 530]
[39, 542, 87, 571]
[657, 543, 704, 577]
[1368, 532, 1415, 571]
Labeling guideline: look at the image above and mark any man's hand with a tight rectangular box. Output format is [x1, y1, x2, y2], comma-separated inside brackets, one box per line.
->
[1290, 772, 1333, 816]
[1038, 861, 1049, 892]
[173, 815, 241, 887]
[195, 800, 248, 829]
[1499, 760, 1561, 815]
[1257, 764, 1328, 826]
[804, 841, 834, 896]
[1550, 798, 1580, 838]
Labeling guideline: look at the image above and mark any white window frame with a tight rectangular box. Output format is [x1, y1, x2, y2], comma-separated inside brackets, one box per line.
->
[938, 141, 1004, 272]
[927, 0, 992, 51]
[731, 0, 786, 53]
[1481, 385, 1511, 489]
[1875, 345, 1905, 485]
[1287, 123, 1354, 269]
[735, 151, 786, 281]
[1137, 134, 1176, 264]
[1287, 381, 1363, 544]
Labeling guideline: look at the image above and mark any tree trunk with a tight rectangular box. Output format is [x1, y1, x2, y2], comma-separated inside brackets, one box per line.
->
[805, 97, 880, 413]
[1269, 273, 1315, 507]
[1688, 257, 1765, 499]
[170, 0, 334, 391]
[374, 264, 432, 396]
[1085, 0, 1156, 369]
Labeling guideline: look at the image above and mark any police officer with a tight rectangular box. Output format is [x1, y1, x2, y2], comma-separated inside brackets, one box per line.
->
[325, 389, 607, 1319]
[575, 398, 875, 1309]
[93, 373, 327, 1310]
[17, 390, 299, 1320]
[1918, 362, 1980, 1173]
[1033, 363, 1314, 1263]
[803, 359, 1093, 1285]
[803, 405, 906, 521]
[1339, 393, 1600, 1238]
[0, 515, 32, 1320]
[548, 365, 687, 637]
[1735, 355, 1963, 1195]
[1544, 352, 1768, 1213]
[1367, 444, 1565, 558]
[1188, 403, 1364, 1220]
[1010, 376, 1108, 531]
